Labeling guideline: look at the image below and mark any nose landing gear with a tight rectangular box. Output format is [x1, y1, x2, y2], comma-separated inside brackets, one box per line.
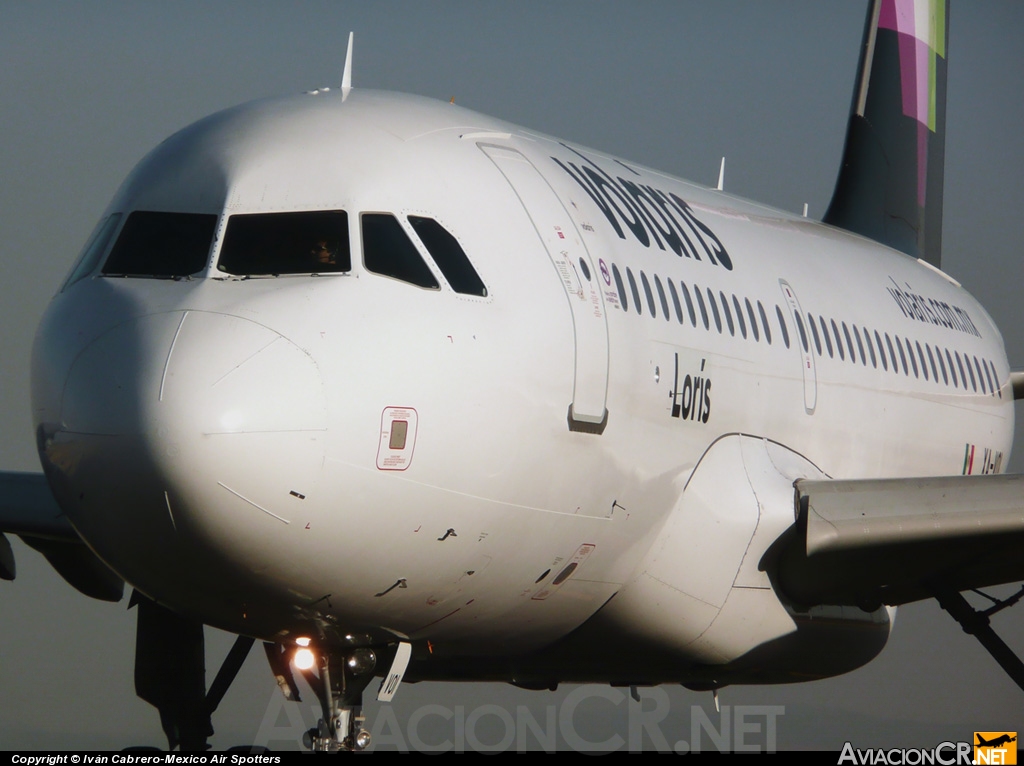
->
[298, 647, 377, 752]
[132, 588, 412, 751]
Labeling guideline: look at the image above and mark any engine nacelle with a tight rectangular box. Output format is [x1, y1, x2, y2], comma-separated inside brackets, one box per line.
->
[596, 434, 827, 664]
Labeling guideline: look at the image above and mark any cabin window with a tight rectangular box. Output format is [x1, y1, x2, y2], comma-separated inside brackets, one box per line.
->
[103, 211, 217, 277]
[806, 313, 820, 355]
[962, 353, 975, 391]
[218, 210, 350, 276]
[971, 357, 985, 394]
[733, 296, 747, 338]
[775, 305, 790, 348]
[640, 271, 657, 318]
[65, 213, 122, 289]
[612, 264, 628, 312]
[681, 282, 698, 327]
[884, 334, 897, 373]
[757, 301, 772, 344]
[853, 325, 868, 367]
[362, 213, 438, 288]
[945, 349, 958, 388]
[551, 562, 578, 586]
[926, 345, 938, 383]
[747, 299, 760, 342]
[985, 360, 997, 395]
[654, 275, 671, 322]
[706, 288, 722, 333]
[407, 216, 486, 296]
[864, 328, 877, 368]
[626, 268, 643, 315]
[819, 317, 833, 357]
[793, 310, 808, 352]
[720, 291, 734, 336]
[842, 323, 857, 364]
[895, 336, 909, 375]
[694, 285, 710, 330]
[667, 280, 684, 324]
[936, 346, 948, 384]
[831, 320, 845, 361]
[875, 331, 888, 371]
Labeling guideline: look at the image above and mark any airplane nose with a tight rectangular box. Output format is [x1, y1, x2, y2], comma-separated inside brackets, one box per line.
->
[61, 310, 326, 435]
[43, 310, 327, 597]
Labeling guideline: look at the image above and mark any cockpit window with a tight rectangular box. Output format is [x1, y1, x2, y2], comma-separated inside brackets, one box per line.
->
[362, 213, 439, 289]
[102, 211, 216, 277]
[407, 216, 487, 296]
[218, 210, 350, 276]
[63, 212, 122, 289]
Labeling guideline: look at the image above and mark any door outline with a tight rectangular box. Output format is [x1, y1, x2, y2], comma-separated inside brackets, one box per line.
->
[779, 278, 817, 415]
[480, 144, 610, 433]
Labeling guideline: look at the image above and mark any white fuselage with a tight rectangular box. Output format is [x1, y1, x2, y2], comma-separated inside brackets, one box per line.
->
[30, 90, 1014, 684]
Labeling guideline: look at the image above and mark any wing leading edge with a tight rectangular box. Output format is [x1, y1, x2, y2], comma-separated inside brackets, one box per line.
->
[775, 474, 1024, 609]
[0, 471, 123, 601]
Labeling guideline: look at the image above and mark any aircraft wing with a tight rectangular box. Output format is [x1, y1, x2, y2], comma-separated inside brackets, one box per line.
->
[0, 471, 76, 539]
[776, 474, 1024, 608]
[0, 470, 124, 601]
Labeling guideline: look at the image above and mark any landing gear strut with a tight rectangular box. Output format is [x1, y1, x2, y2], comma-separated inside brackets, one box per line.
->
[131, 589, 411, 751]
[934, 584, 1024, 692]
[131, 591, 254, 751]
[299, 647, 377, 751]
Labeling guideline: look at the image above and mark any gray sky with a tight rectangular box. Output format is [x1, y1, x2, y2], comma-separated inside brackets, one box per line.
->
[1, 1, 1022, 751]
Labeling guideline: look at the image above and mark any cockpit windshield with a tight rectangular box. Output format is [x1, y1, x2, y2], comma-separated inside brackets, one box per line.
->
[217, 210, 351, 276]
[102, 211, 217, 277]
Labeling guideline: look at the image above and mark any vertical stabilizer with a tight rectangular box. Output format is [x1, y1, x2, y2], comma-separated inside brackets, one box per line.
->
[823, 0, 948, 267]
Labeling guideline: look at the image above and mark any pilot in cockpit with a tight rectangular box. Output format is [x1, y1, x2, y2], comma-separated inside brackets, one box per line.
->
[310, 238, 338, 269]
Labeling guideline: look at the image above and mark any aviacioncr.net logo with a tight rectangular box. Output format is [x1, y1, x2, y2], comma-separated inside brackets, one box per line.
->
[838, 741, 973, 765]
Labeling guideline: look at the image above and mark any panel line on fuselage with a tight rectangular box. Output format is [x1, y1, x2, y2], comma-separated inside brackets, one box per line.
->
[323, 457, 616, 520]
[217, 481, 290, 524]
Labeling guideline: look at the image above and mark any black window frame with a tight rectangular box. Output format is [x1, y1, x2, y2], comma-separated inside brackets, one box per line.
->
[407, 215, 487, 296]
[361, 212, 439, 289]
[104, 210, 218, 278]
[218, 209, 351, 277]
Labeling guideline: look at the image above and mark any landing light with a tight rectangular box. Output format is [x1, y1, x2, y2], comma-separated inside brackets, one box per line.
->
[294, 647, 316, 670]
[295, 636, 311, 647]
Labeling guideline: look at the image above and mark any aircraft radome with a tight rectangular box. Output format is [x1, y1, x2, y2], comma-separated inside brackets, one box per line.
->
[2, 1, 1024, 753]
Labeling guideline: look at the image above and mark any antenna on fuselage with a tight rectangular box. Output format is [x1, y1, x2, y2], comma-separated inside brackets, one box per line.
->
[716, 157, 725, 191]
[341, 31, 354, 101]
